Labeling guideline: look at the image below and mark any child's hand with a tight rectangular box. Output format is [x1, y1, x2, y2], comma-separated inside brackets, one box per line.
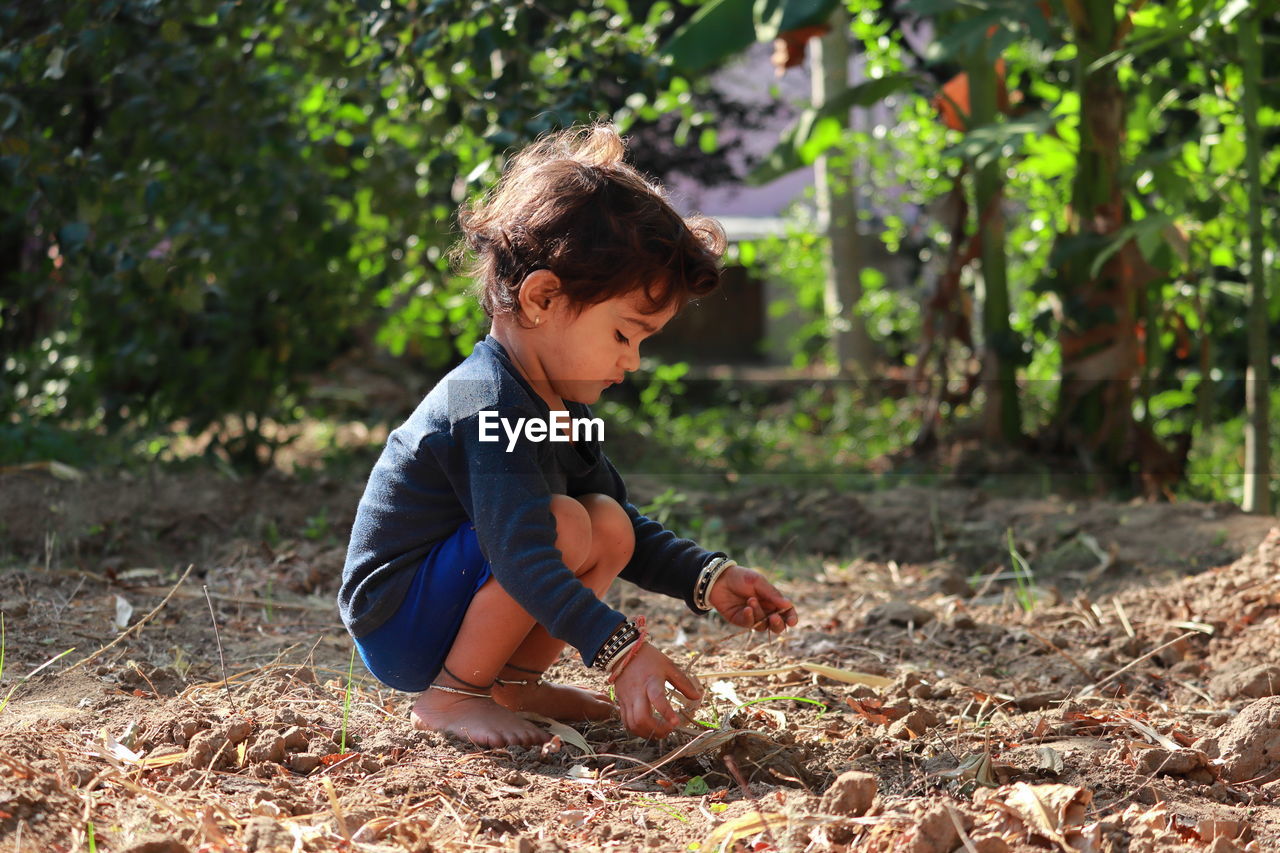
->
[611, 643, 703, 739]
[708, 565, 798, 634]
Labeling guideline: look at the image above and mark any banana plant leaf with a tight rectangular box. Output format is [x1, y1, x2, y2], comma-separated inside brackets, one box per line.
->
[661, 0, 841, 75]
[745, 72, 920, 184]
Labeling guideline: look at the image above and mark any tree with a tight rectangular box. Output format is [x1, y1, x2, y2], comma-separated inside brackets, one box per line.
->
[811, 6, 878, 377]
[1238, 4, 1271, 514]
[0, 0, 749, 465]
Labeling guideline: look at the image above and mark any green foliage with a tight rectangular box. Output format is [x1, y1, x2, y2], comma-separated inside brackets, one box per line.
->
[661, 0, 842, 74]
[1, 0, 701, 467]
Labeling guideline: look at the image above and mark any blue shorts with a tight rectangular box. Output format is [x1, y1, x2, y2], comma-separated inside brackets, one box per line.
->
[353, 522, 493, 692]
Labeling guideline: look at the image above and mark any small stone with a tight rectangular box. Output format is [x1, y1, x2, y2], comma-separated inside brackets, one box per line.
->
[1135, 747, 1209, 777]
[1210, 665, 1280, 701]
[243, 815, 292, 853]
[820, 770, 877, 817]
[221, 718, 253, 745]
[275, 708, 304, 727]
[1198, 818, 1246, 842]
[289, 753, 323, 774]
[909, 683, 933, 700]
[889, 708, 939, 740]
[182, 732, 230, 771]
[170, 770, 203, 791]
[289, 666, 317, 684]
[247, 731, 286, 764]
[281, 726, 309, 751]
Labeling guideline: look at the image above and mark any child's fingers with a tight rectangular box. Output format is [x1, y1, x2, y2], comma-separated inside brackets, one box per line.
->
[665, 661, 704, 703]
[648, 682, 681, 729]
[755, 583, 794, 613]
[621, 690, 671, 739]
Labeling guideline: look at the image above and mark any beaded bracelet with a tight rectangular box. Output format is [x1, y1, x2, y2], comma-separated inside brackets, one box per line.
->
[592, 619, 641, 670]
[606, 616, 649, 683]
[693, 556, 737, 613]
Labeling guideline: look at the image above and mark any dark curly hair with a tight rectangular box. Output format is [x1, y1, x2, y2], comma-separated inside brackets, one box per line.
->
[451, 121, 727, 323]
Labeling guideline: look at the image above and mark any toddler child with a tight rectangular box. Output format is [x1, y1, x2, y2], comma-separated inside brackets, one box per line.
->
[339, 122, 798, 748]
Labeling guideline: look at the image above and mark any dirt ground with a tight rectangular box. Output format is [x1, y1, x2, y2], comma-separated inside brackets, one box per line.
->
[2, 462, 1279, 853]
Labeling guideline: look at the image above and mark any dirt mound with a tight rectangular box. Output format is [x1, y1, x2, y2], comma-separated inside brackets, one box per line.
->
[1201, 697, 1280, 784]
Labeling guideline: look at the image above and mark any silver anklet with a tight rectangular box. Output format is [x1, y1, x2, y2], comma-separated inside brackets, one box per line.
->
[428, 683, 491, 699]
[494, 676, 543, 687]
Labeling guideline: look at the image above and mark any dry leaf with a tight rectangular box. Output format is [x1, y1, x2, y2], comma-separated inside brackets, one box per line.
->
[112, 595, 134, 631]
[705, 811, 787, 851]
[710, 679, 743, 705]
[700, 662, 892, 689]
[980, 782, 1092, 851]
[521, 713, 592, 755]
[1036, 747, 1064, 775]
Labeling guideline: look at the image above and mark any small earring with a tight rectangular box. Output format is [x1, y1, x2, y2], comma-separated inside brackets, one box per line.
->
[534, 316, 541, 326]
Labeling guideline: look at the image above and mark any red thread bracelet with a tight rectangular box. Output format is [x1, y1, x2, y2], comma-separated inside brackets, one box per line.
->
[606, 615, 649, 684]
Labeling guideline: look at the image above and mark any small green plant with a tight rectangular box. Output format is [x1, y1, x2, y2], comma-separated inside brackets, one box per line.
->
[633, 798, 689, 823]
[170, 646, 191, 679]
[87, 819, 97, 852]
[339, 646, 356, 754]
[1006, 527, 1036, 612]
[263, 578, 276, 623]
[262, 518, 281, 549]
[736, 695, 828, 717]
[683, 775, 710, 796]
[642, 487, 688, 528]
[303, 513, 330, 541]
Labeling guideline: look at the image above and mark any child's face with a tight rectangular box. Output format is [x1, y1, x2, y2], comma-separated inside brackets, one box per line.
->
[538, 289, 677, 405]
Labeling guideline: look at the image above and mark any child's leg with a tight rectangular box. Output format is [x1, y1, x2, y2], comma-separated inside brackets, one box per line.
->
[411, 493, 633, 747]
[491, 493, 634, 717]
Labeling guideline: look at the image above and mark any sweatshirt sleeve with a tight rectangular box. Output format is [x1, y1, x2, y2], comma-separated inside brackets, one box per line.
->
[441, 408, 627, 666]
[589, 455, 724, 614]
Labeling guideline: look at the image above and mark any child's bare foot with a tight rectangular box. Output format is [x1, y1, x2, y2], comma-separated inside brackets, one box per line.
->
[411, 688, 550, 747]
[492, 680, 617, 722]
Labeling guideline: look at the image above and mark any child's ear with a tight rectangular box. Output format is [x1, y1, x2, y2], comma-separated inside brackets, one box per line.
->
[518, 269, 561, 315]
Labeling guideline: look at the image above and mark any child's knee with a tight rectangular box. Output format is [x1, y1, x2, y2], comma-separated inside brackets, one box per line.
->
[548, 494, 592, 570]
[578, 494, 635, 564]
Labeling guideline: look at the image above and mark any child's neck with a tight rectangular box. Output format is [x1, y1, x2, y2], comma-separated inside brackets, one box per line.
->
[490, 320, 566, 413]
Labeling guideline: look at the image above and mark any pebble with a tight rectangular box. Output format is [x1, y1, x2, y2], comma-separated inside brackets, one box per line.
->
[820, 770, 877, 817]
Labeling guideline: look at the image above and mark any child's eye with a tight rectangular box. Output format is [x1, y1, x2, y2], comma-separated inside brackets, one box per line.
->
[615, 330, 630, 345]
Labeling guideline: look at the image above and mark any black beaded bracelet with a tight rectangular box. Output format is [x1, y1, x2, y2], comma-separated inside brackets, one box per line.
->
[592, 620, 640, 670]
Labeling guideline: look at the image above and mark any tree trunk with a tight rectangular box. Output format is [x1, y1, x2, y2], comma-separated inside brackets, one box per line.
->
[1052, 0, 1147, 484]
[966, 39, 1022, 444]
[811, 6, 876, 378]
[1239, 6, 1271, 514]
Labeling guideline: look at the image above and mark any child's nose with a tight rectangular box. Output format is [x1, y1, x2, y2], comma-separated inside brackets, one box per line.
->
[619, 349, 640, 372]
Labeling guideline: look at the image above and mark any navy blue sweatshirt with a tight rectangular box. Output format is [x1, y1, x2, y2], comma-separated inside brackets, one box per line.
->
[339, 334, 722, 665]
